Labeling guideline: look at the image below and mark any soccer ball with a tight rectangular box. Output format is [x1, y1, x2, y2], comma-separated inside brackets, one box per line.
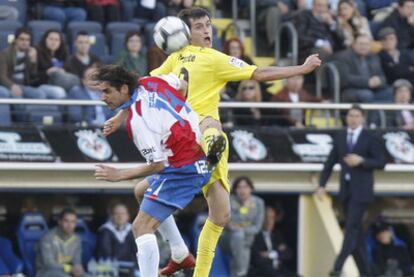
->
[153, 16, 191, 54]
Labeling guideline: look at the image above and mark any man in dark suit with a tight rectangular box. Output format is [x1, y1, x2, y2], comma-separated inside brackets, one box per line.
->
[336, 33, 393, 103]
[315, 105, 386, 276]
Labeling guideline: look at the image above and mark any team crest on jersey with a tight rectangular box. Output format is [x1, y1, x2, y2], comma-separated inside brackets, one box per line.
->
[75, 129, 113, 161]
[383, 132, 414, 163]
[230, 130, 267, 161]
[228, 57, 244, 68]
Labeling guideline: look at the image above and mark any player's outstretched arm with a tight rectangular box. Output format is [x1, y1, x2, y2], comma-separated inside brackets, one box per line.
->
[102, 109, 129, 136]
[251, 54, 322, 82]
[94, 162, 165, 182]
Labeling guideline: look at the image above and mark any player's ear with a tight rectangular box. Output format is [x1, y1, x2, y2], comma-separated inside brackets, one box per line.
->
[120, 84, 129, 96]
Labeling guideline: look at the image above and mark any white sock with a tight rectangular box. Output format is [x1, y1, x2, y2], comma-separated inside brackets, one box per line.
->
[158, 215, 189, 262]
[135, 234, 159, 277]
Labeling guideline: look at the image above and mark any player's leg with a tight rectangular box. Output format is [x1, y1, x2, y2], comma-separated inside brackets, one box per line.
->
[199, 117, 227, 166]
[194, 133, 231, 277]
[134, 179, 193, 271]
[132, 210, 161, 277]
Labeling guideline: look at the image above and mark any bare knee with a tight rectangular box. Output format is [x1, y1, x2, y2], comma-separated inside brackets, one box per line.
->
[209, 208, 230, 227]
[132, 211, 160, 237]
[134, 180, 149, 204]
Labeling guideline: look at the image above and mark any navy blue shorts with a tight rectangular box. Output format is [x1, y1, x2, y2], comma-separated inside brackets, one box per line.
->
[140, 159, 211, 222]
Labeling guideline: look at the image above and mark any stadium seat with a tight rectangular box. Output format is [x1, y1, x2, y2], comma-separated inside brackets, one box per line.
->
[0, 19, 22, 32]
[0, 31, 15, 50]
[0, 0, 27, 23]
[88, 33, 108, 57]
[16, 212, 48, 277]
[67, 21, 103, 41]
[0, 236, 24, 275]
[75, 218, 97, 268]
[143, 22, 156, 48]
[106, 22, 140, 38]
[27, 20, 62, 44]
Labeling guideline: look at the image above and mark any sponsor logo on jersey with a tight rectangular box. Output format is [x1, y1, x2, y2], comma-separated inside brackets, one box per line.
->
[228, 57, 244, 68]
[292, 134, 333, 162]
[384, 132, 414, 163]
[179, 54, 196, 63]
[75, 129, 112, 161]
[141, 147, 156, 156]
[231, 130, 267, 161]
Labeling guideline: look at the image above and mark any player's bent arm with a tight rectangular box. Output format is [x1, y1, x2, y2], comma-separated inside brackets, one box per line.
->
[95, 162, 165, 182]
[251, 54, 322, 81]
[103, 109, 129, 136]
[117, 162, 165, 180]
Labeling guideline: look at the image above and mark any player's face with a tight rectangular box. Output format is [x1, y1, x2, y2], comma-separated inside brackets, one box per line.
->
[59, 214, 77, 235]
[189, 15, 213, 48]
[100, 82, 130, 110]
[346, 109, 364, 130]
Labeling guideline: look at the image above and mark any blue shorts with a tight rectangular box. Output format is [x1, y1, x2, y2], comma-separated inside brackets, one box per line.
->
[140, 159, 211, 222]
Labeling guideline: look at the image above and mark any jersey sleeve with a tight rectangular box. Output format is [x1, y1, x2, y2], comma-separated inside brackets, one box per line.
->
[213, 51, 257, 81]
[158, 73, 181, 90]
[150, 55, 174, 76]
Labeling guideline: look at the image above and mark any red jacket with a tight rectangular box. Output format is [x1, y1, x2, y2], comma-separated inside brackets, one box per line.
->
[87, 0, 118, 5]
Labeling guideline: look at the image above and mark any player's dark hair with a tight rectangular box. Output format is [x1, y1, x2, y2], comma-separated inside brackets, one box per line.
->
[59, 207, 77, 220]
[232, 176, 255, 193]
[92, 65, 138, 95]
[15, 27, 32, 40]
[178, 7, 211, 29]
[348, 104, 364, 116]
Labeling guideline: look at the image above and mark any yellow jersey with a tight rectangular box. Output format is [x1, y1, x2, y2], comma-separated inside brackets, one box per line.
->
[150, 45, 257, 121]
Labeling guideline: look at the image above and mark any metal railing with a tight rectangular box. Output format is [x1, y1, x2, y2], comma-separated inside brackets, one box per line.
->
[231, 0, 257, 56]
[275, 22, 299, 66]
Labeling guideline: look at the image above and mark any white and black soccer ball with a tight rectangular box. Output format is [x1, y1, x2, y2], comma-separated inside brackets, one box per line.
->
[153, 16, 191, 54]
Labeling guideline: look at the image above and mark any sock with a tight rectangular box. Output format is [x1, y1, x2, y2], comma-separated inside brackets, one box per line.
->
[193, 218, 224, 277]
[200, 127, 221, 155]
[158, 215, 189, 263]
[135, 234, 159, 277]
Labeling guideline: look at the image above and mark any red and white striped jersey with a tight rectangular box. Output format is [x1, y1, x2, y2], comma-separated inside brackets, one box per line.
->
[125, 74, 204, 168]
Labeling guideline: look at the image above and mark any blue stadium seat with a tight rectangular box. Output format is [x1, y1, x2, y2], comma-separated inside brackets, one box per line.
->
[87, 33, 108, 57]
[0, 31, 15, 50]
[0, 19, 22, 32]
[191, 213, 230, 277]
[110, 32, 126, 55]
[67, 21, 103, 41]
[16, 212, 48, 277]
[75, 218, 96, 268]
[27, 20, 62, 44]
[0, 236, 24, 275]
[0, 0, 27, 23]
[106, 22, 140, 37]
[143, 22, 156, 48]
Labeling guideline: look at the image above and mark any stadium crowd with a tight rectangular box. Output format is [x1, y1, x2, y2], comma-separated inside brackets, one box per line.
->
[1, 0, 414, 277]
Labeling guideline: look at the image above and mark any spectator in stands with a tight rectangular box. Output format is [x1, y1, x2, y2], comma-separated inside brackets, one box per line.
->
[147, 46, 167, 72]
[36, 208, 84, 277]
[0, 236, 24, 276]
[165, 0, 194, 16]
[0, 27, 67, 122]
[37, 29, 79, 93]
[133, 0, 166, 23]
[380, 0, 414, 50]
[0, 5, 19, 20]
[337, 0, 373, 47]
[299, 0, 340, 13]
[222, 38, 254, 99]
[272, 74, 321, 128]
[67, 67, 112, 125]
[233, 80, 265, 127]
[65, 31, 101, 80]
[41, 0, 87, 27]
[226, 176, 265, 277]
[248, 205, 294, 277]
[372, 221, 414, 276]
[387, 79, 414, 129]
[378, 27, 414, 86]
[86, 0, 120, 26]
[293, 0, 345, 62]
[315, 105, 386, 277]
[336, 33, 393, 103]
[115, 31, 147, 76]
[96, 203, 136, 263]
[256, 0, 294, 54]
[0, 86, 11, 126]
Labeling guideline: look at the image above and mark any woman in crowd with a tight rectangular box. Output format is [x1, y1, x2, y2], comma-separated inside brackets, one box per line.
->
[115, 31, 147, 76]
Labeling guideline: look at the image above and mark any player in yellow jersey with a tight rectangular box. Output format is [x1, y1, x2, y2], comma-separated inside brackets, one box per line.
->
[102, 7, 320, 277]
[150, 7, 321, 277]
